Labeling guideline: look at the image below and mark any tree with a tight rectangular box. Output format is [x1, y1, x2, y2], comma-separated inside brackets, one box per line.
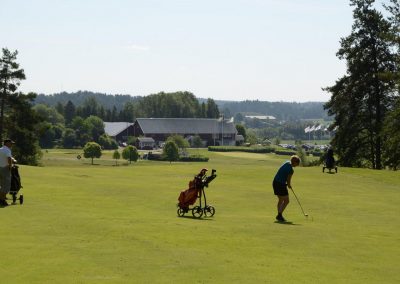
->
[323, 0, 397, 169]
[246, 129, 258, 145]
[6, 92, 43, 165]
[98, 134, 118, 150]
[71, 116, 90, 146]
[166, 135, 189, 153]
[64, 100, 76, 126]
[163, 140, 179, 163]
[206, 98, 220, 118]
[381, 0, 400, 169]
[122, 145, 139, 164]
[113, 149, 121, 166]
[34, 104, 65, 125]
[236, 124, 247, 141]
[83, 142, 102, 165]
[382, 97, 400, 169]
[62, 128, 77, 148]
[191, 135, 204, 148]
[0, 48, 26, 142]
[78, 97, 100, 118]
[84, 115, 105, 143]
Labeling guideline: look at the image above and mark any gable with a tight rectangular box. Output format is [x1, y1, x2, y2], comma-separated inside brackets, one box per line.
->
[104, 122, 134, 137]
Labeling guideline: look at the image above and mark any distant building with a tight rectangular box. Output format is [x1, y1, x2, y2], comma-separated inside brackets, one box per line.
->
[132, 118, 238, 147]
[245, 115, 276, 120]
[104, 122, 134, 143]
[136, 137, 156, 150]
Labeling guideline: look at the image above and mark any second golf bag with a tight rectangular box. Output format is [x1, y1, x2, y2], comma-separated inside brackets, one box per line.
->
[9, 164, 24, 204]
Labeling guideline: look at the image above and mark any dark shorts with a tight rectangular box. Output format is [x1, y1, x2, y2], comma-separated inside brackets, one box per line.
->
[273, 180, 288, 196]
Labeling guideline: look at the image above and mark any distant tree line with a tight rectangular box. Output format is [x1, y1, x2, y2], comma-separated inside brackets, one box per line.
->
[35, 91, 220, 122]
[218, 100, 329, 121]
[37, 92, 329, 122]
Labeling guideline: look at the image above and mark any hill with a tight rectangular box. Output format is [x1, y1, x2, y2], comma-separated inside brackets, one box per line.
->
[34, 91, 328, 120]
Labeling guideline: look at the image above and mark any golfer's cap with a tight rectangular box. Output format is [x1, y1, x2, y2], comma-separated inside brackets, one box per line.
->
[201, 168, 208, 172]
[4, 138, 15, 144]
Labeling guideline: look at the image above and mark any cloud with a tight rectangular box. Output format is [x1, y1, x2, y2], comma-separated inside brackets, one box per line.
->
[124, 44, 150, 51]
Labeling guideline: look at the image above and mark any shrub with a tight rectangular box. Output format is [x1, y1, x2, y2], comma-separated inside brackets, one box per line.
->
[179, 155, 209, 162]
[208, 146, 275, 153]
[274, 150, 297, 156]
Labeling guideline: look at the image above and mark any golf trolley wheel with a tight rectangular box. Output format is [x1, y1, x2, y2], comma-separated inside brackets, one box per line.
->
[12, 194, 17, 204]
[204, 205, 215, 217]
[192, 206, 203, 218]
[177, 208, 185, 217]
[19, 195, 23, 205]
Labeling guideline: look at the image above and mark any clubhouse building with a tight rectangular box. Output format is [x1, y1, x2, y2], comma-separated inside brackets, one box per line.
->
[104, 118, 239, 149]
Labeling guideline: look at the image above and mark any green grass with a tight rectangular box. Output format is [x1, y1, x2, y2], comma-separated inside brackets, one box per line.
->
[1, 149, 399, 283]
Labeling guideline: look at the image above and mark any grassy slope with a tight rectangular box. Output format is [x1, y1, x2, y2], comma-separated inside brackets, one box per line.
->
[0, 149, 399, 283]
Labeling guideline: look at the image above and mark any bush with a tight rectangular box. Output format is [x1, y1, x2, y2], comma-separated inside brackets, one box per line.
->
[208, 146, 275, 153]
[147, 152, 163, 161]
[274, 150, 297, 156]
[179, 155, 209, 162]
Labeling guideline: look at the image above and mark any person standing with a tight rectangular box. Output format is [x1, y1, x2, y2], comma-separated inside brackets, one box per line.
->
[0, 139, 15, 206]
[272, 155, 301, 222]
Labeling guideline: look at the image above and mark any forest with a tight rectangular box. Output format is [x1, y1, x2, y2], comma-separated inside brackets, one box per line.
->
[34, 91, 328, 121]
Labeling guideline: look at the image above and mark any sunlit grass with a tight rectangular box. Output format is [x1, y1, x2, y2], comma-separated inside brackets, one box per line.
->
[0, 149, 399, 283]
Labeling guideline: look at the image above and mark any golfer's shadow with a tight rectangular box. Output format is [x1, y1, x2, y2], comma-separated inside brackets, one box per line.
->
[274, 221, 301, 226]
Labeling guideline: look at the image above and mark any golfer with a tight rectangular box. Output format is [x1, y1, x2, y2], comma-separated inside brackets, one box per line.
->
[0, 139, 15, 206]
[272, 155, 301, 222]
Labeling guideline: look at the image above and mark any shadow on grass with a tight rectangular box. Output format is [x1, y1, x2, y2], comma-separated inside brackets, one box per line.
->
[274, 221, 301, 226]
[178, 216, 215, 221]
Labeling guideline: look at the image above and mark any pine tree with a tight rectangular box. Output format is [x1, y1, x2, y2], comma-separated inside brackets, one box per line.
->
[324, 0, 397, 169]
[0, 48, 26, 141]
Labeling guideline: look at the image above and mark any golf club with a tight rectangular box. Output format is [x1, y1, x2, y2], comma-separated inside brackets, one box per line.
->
[290, 187, 309, 218]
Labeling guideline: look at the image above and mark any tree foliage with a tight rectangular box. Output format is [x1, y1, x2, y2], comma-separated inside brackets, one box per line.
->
[163, 140, 179, 163]
[166, 135, 189, 151]
[122, 145, 139, 164]
[0, 49, 43, 165]
[235, 124, 247, 140]
[324, 0, 398, 169]
[0, 48, 26, 142]
[83, 142, 102, 165]
[7, 92, 43, 165]
[191, 135, 204, 148]
[113, 149, 120, 166]
[382, 97, 400, 169]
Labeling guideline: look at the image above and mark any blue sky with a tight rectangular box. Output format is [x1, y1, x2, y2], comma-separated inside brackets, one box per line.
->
[1, 0, 362, 102]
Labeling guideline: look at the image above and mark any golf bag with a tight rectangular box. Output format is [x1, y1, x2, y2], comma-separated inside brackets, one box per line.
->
[323, 148, 338, 173]
[177, 168, 217, 218]
[178, 172, 204, 209]
[9, 165, 24, 204]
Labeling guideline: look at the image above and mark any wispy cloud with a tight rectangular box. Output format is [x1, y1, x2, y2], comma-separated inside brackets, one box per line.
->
[124, 44, 150, 51]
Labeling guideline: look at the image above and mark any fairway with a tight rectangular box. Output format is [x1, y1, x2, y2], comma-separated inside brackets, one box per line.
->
[1, 150, 399, 283]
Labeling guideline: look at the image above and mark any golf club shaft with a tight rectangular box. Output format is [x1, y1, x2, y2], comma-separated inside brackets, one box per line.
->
[290, 187, 307, 217]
